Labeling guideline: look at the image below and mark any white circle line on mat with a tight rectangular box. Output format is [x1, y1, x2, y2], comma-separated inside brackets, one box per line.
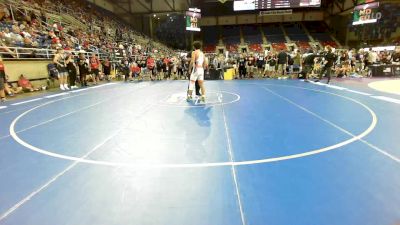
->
[153, 91, 241, 108]
[9, 85, 377, 168]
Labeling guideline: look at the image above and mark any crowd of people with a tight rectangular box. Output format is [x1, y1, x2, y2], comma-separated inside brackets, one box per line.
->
[0, 0, 175, 58]
[208, 46, 400, 83]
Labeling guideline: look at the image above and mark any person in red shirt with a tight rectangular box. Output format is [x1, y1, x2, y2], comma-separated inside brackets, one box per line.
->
[18, 74, 39, 92]
[0, 57, 6, 102]
[89, 53, 101, 84]
[146, 55, 156, 80]
[163, 57, 171, 80]
[129, 62, 141, 81]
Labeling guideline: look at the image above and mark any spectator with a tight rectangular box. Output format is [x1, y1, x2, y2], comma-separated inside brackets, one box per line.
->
[89, 53, 100, 84]
[277, 48, 288, 78]
[18, 74, 39, 92]
[53, 48, 69, 90]
[129, 62, 141, 81]
[292, 50, 302, 78]
[146, 55, 155, 80]
[102, 57, 111, 81]
[0, 57, 5, 101]
[77, 52, 89, 87]
[4, 75, 23, 96]
[66, 53, 78, 89]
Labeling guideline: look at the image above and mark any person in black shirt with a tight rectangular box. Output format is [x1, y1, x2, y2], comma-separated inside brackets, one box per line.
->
[257, 54, 265, 77]
[77, 53, 89, 87]
[301, 49, 318, 81]
[277, 48, 288, 78]
[156, 58, 163, 80]
[120, 57, 131, 82]
[317, 46, 336, 84]
[238, 55, 247, 79]
[66, 53, 78, 89]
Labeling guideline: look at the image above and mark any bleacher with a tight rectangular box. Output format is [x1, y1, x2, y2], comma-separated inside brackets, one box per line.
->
[248, 43, 263, 53]
[222, 25, 241, 45]
[271, 43, 287, 51]
[242, 25, 263, 44]
[283, 23, 309, 42]
[306, 22, 337, 48]
[262, 24, 286, 44]
[202, 26, 219, 53]
[296, 41, 311, 51]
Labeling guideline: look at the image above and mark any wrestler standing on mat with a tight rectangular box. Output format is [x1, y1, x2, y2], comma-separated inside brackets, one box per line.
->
[187, 41, 207, 102]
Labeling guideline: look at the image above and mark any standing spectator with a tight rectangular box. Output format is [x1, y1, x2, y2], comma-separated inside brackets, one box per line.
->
[156, 57, 164, 80]
[120, 57, 130, 82]
[177, 58, 184, 80]
[0, 57, 6, 102]
[256, 54, 265, 78]
[163, 57, 170, 80]
[277, 48, 288, 78]
[247, 53, 256, 78]
[237, 54, 247, 79]
[89, 53, 100, 84]
[266, 52, 277, 78]
[77, 52, 89, 87]
[66, 53, 78, 89]
[146, 55, 155, 80]
[216, 56, 225, 80]
[102, 58, 111, 81]
[53, 48, 69, 90]
[292, 50, 302, 78]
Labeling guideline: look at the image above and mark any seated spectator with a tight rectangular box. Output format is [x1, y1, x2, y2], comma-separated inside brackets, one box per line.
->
[4, 75, 23, 96]
[336, 61, 352, 78]
[129, 62, 141, 80]
[18, 74, 40, 92]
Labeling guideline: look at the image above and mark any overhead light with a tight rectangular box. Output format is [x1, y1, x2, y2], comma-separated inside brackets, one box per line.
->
[153, 14, 156, 17]
[167, 14, 169, 16]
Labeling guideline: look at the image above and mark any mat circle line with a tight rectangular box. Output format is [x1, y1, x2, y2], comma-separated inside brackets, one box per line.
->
[9, 84, 377, 168]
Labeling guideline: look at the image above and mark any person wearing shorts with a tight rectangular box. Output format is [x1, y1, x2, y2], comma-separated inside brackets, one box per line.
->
[53, 48, 69, 90]
[187, 41, 207, 102]
[266, 52, 277, 78]
[89, 53, 100, 84]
